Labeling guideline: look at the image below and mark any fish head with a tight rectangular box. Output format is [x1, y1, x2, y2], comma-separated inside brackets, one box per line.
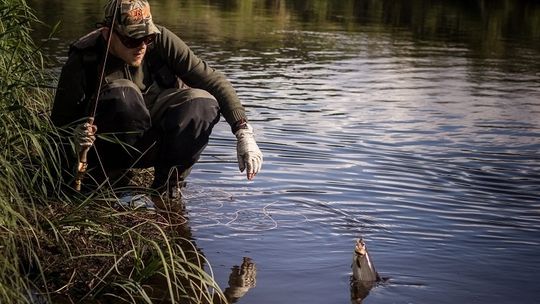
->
[354, 239, 367, 257]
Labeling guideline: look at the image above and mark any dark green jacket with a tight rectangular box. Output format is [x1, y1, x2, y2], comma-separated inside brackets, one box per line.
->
[51, 25, 247, 132]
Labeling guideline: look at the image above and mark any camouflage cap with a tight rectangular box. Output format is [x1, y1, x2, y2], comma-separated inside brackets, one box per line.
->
[104, 0, 160, 39]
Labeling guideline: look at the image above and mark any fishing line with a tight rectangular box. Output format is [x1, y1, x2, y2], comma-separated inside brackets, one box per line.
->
[294, 198, 390, 234]
[185, 192, 309, 232]
[178, 186, 388, 236]
[224, 201, 279, 231]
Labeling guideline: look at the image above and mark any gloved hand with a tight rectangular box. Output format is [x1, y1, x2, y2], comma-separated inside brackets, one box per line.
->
[235, 123, 263, 180]
[74, 122, 97, 154]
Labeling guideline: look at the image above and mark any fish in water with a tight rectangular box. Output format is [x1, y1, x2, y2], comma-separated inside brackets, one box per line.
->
[352, 238, 380, 282]
[350, 239, 381, 303]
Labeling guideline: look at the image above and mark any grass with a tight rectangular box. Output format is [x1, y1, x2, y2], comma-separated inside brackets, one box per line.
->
[0, 0, 226, 303]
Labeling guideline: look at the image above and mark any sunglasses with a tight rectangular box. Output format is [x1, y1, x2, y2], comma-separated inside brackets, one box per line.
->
[115, 31, 156, 48]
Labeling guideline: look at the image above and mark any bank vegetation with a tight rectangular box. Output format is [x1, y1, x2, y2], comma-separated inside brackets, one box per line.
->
[0, 1, 224, 303]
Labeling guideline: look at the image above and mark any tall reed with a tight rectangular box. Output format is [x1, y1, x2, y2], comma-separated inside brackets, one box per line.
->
[0, 1, 225, 303]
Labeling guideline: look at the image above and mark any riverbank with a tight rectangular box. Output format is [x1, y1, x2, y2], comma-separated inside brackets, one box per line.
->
[0, 1, 223, 302]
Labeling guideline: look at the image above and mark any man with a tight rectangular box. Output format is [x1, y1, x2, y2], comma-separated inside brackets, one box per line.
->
[51, 0, 263, 198]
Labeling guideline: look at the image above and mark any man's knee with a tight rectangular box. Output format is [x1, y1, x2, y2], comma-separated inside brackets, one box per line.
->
[161, 89, 220, 134]
[187, 96, 220, 125]
[95, 79, 151, 133]
[186, 88, 216, 100]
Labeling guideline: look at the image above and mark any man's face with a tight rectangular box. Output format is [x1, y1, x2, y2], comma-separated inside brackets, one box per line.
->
[107, 29, 152, 67]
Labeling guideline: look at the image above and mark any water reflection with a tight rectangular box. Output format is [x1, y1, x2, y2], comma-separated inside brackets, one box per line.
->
[28, 0, 540, 303]
[220, 257, 257, 304]
[350, 280, 376, 304]
[30, 0, 540, 66]
[120, 199, 257, 304]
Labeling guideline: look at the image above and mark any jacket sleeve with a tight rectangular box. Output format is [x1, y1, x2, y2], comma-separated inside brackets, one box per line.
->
[51, 51, 88, 127]
[155, 26, 248, 129]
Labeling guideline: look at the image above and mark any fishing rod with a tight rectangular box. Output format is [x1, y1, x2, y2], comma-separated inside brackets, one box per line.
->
[74, 0, 121, 191]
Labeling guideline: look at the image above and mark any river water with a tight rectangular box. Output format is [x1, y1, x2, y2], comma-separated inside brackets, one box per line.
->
[30, 0, 540, 303]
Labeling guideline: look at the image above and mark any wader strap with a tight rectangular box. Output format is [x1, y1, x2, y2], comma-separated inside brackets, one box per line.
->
[146, 48, 182, 89]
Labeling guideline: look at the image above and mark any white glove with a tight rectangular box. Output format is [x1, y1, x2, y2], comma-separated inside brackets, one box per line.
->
[235, 123, 263, 180]
[74, 122, 97, 154]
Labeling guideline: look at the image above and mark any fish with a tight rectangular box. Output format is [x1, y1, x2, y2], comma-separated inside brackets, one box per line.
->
[350, 239, 381, 303]
[351, 238, 380, 282]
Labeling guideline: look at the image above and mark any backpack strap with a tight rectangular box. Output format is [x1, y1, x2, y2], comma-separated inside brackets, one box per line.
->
[69, 30, 103, 103]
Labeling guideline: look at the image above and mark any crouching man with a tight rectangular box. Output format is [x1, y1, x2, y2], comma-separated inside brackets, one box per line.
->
[51, 0, 263, 198]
